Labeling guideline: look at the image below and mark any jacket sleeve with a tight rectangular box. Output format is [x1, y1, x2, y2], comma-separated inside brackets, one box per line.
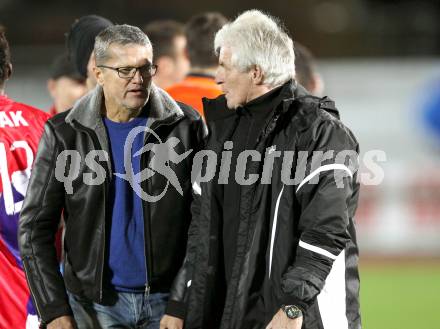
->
[166, 116, 207, 319]
[18, 122, 72, 325]
[279, 118, 360, 312]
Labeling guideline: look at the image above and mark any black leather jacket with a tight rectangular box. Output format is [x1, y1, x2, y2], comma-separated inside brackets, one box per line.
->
[18, 84, 206, 326]
[169, 82, 361, 329]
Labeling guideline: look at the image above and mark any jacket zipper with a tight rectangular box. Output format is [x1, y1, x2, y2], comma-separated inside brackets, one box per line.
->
[141, 115, 184, 294]
[101, 174, 109, 301]
[71, 121, 111, 302]
[22, 258, 44, 323]
[223, 107, 285, 327]
[72, 113, 183, 299]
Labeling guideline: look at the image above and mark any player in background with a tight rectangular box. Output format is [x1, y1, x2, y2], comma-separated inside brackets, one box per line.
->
[47, 53, 87, 116]
[143, 20, 190, 90]
[66, 15, 113, 91]
[167, 12, 228, 117]
[0, 28, 50, 329]
[294, 42, 324, 96]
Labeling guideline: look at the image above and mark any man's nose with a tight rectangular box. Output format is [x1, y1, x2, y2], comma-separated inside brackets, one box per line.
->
[132, 69, 144, 83]
[215, 69, 224, 85]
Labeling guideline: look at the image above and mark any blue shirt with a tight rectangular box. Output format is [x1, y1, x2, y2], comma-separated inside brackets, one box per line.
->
[104, 113, 148, 292]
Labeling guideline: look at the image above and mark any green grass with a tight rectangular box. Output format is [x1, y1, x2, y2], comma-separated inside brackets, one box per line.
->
[360, 264, 440, 329]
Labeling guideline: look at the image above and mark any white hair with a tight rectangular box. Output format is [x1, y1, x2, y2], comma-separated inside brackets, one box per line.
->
[214, 10, 295, 87]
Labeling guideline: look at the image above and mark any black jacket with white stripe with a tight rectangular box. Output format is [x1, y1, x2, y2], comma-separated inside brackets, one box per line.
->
[168, 81, 361, 329]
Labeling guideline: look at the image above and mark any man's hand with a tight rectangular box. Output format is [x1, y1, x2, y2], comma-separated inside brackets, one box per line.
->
[160, 314, 184, 329]
[265, 309, 303, 329]
[47, 315, 77, 329]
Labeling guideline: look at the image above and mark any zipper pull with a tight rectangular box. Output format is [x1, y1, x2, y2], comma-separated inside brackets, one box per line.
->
[145, 284, 150, 298]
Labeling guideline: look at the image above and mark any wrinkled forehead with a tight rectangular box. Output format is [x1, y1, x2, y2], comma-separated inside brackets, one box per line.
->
[105, 42, 153, 66]
[218, 46, 234, 64]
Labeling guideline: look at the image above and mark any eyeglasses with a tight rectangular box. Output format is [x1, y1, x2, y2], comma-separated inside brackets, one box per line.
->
[97, 64, 158, 79]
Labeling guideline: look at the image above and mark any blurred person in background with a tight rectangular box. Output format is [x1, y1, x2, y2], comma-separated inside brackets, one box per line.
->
[167, 12, 228, 116]
[0, 27, 50, 329]
[420, 77, 440, 148]
[66, 14, 113, 91]
[143, 20, 190, 90]
[19, 24, 205, 329]
[294, 42, 324, 96]
[168, 10, 361, 329]
[47, 53, 87, 115]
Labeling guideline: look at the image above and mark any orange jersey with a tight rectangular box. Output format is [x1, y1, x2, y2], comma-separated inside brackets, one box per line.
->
[167, 75, 222, 117]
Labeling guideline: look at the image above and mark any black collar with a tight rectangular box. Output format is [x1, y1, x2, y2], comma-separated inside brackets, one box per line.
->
[203, 80, 298, 123]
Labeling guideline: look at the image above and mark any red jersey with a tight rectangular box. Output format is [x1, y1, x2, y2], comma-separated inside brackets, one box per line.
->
[0, 94, 50, 328]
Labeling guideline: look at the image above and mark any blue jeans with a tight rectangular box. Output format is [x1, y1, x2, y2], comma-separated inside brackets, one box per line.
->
[68, 290, 169, 329]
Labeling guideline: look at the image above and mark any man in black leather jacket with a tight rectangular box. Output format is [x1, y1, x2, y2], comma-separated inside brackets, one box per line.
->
[19, 24, 205, 329]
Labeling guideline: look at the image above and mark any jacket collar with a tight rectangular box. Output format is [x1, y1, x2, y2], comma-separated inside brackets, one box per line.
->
[201, 80, 298, 150]
[203, 80, 340, 145]
[203, 80, 299, 123]
[65, 83, 184, 129]
[65, 83, 184, 155]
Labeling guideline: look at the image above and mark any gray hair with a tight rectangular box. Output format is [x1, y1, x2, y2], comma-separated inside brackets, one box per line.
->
[94, 24, 152, 64]
[214, 10, 295, 87]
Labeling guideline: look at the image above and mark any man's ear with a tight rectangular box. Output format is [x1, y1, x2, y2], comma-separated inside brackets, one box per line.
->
[93, 65, 105, 86]
[251, 65, 264, 85]
[5, 63, 12, 80]
[47, 79, 56, 99]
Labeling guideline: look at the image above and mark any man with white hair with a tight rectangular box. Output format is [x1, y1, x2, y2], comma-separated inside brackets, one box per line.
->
[165, 10, 361, 329]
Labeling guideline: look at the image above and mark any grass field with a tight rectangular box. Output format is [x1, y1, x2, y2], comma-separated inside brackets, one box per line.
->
[360, 263, 440, 329]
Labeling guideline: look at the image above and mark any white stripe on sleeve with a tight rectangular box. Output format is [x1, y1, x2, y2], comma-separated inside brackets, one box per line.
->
[296, 164, 352, 193]
[298, 240, 338, 260]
